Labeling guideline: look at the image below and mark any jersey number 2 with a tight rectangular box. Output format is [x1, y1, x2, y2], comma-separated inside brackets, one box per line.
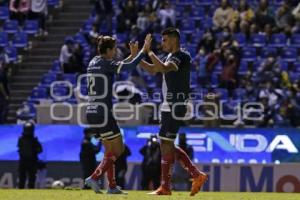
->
[88, 76, 96, 95]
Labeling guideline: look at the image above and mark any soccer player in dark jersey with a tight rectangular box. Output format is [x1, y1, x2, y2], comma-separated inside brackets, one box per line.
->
[84, 34, 152, 194]
[139, 28, 208, 196]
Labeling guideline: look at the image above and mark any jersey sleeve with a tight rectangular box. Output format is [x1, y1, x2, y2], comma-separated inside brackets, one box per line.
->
[107, 60, 123, 74]
[167, 52, 186, 71]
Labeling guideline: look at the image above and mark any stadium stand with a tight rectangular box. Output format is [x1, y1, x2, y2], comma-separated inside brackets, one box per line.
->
[1, 0, 300, 127]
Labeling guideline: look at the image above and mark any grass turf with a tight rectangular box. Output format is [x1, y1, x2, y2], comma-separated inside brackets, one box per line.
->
[1, 190, 300, 200]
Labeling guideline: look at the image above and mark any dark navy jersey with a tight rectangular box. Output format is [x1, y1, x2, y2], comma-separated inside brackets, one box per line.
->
[161, 49, 191, 112]
[86, 56, 121, 115]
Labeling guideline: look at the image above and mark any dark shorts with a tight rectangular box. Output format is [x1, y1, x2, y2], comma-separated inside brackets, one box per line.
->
[159, 104, 186, 141]
[86, 112, 121, 140]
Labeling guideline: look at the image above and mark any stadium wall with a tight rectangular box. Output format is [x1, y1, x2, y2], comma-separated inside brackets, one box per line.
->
[0, 161, 300, 192]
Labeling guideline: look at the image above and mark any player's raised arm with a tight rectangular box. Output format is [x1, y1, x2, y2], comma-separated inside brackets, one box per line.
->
[118, 34, 152, 71]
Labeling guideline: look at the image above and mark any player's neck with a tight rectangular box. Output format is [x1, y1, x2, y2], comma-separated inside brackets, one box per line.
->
[171, 45, 180, 54]
[101, 54, 113, 60]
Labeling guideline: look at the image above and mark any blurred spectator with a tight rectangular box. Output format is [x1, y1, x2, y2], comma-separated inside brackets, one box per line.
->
[17, 122, 42, 188]
[80, 128, 101, 189]
[232, 0, 254, 32]
[255, 56, 282, 84]
[173, 133, 194, 191]
[59, 37, 74, 73]
[275, 1, 295, 34]
[196, 29, 217, 55]
[292, 2, 300, 32]
[147, 0, 163, 12]
[254, 0, 275, 31]
[35, 160, 47, 188]
[194, 54, 209, 88]
[119, 0, 139, 29]
[213, 0, 235, 30]
[116, 11, 130, 33]
[114, 144, 131, 189]
[261, 23, 273, 41]
[94, 0, 113, 34]
[137, 11, 150, 31]
[69, 43, 84, 73]
[9, 0, 30, 25]
[140, 135, 161, 190]
[258, 80, 283, 108]
[219, 50, 239, 97]
[0, 54, 9, 124]
[29, 0, 48, 36]
[157, 1, 175, 29]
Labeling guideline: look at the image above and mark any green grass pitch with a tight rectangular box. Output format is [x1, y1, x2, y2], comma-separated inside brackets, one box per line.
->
[1, 190, 300, 200]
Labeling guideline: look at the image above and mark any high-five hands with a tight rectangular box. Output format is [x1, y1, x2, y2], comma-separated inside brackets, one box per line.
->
[129, 41, 139, 57]
[142, 34, 152, 53]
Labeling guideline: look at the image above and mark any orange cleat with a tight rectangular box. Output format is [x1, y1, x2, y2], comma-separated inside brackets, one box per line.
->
[147, 186, 172, 195]
[190, 172, 208, 196]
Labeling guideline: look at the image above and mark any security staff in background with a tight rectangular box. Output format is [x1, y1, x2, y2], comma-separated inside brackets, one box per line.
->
[80, 128, 102, 189]
[17, 121, 43, 189]
[140, 135, 161, 190]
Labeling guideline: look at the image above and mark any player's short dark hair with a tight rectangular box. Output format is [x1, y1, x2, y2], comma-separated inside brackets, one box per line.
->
[161, 27, 180, 40]
[97, 35, 116, 54]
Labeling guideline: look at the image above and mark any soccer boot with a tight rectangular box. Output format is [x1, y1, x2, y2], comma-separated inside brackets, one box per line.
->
[190, 172, 208, 196]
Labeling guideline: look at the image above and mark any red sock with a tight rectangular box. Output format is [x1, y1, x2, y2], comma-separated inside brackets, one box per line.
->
[91, 152, 116, 181]
[161, 153, 175, 190]
[107, 163, 117, 189]
[175, 147, 201, 178]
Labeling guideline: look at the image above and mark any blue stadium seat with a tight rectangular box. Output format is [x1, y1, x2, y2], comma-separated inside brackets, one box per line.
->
[249, 34, 266, 47]
[51, 60, 61, 72]
[41, 73, 56, 85]
[181, 18, 195, 31]
[17, 101, 36, 120]
[52, 86, 69, 99]
[116, 33, 128, 43]
[81, 18, 94, 33]
[211, 74, 219, 87]
[234, 33, 246, 46]
[187, 45, 197, 57]
[0, 32, 8, 47]
[196, 0, 213, 6]
[0, 7, 9, 21]
[278, 59, 288, 71]
[289, 73, 300, 82]
[12, 32, 28, 48]
[261, 47, 277, 58]
[74, 32, 87, 45]
[281, 47, 297, 62]
[80, 85, 88, 96]
[30, 87, 48, 99]
[47, 0, 60, 7]
[63, 73, 77, 85]
[239, 60, 248, 74]
[233, 88, 246, 100]
[3, 20, 19, 34]
[222, 100, 240, 116]
[66, 98, 77, 104]
[4, 46, 17, 63]
[191, 7, 205, 18]
[294, 62, 300, 73]
[269, 34, 287, 48]
[290, 34, 300, 48]
[214, 62, 222, 74]
[242, 47, 256, 61]
[215, 88, 228, 100]
[202, 18, 213, 30]
[23, 20, 39, 35]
